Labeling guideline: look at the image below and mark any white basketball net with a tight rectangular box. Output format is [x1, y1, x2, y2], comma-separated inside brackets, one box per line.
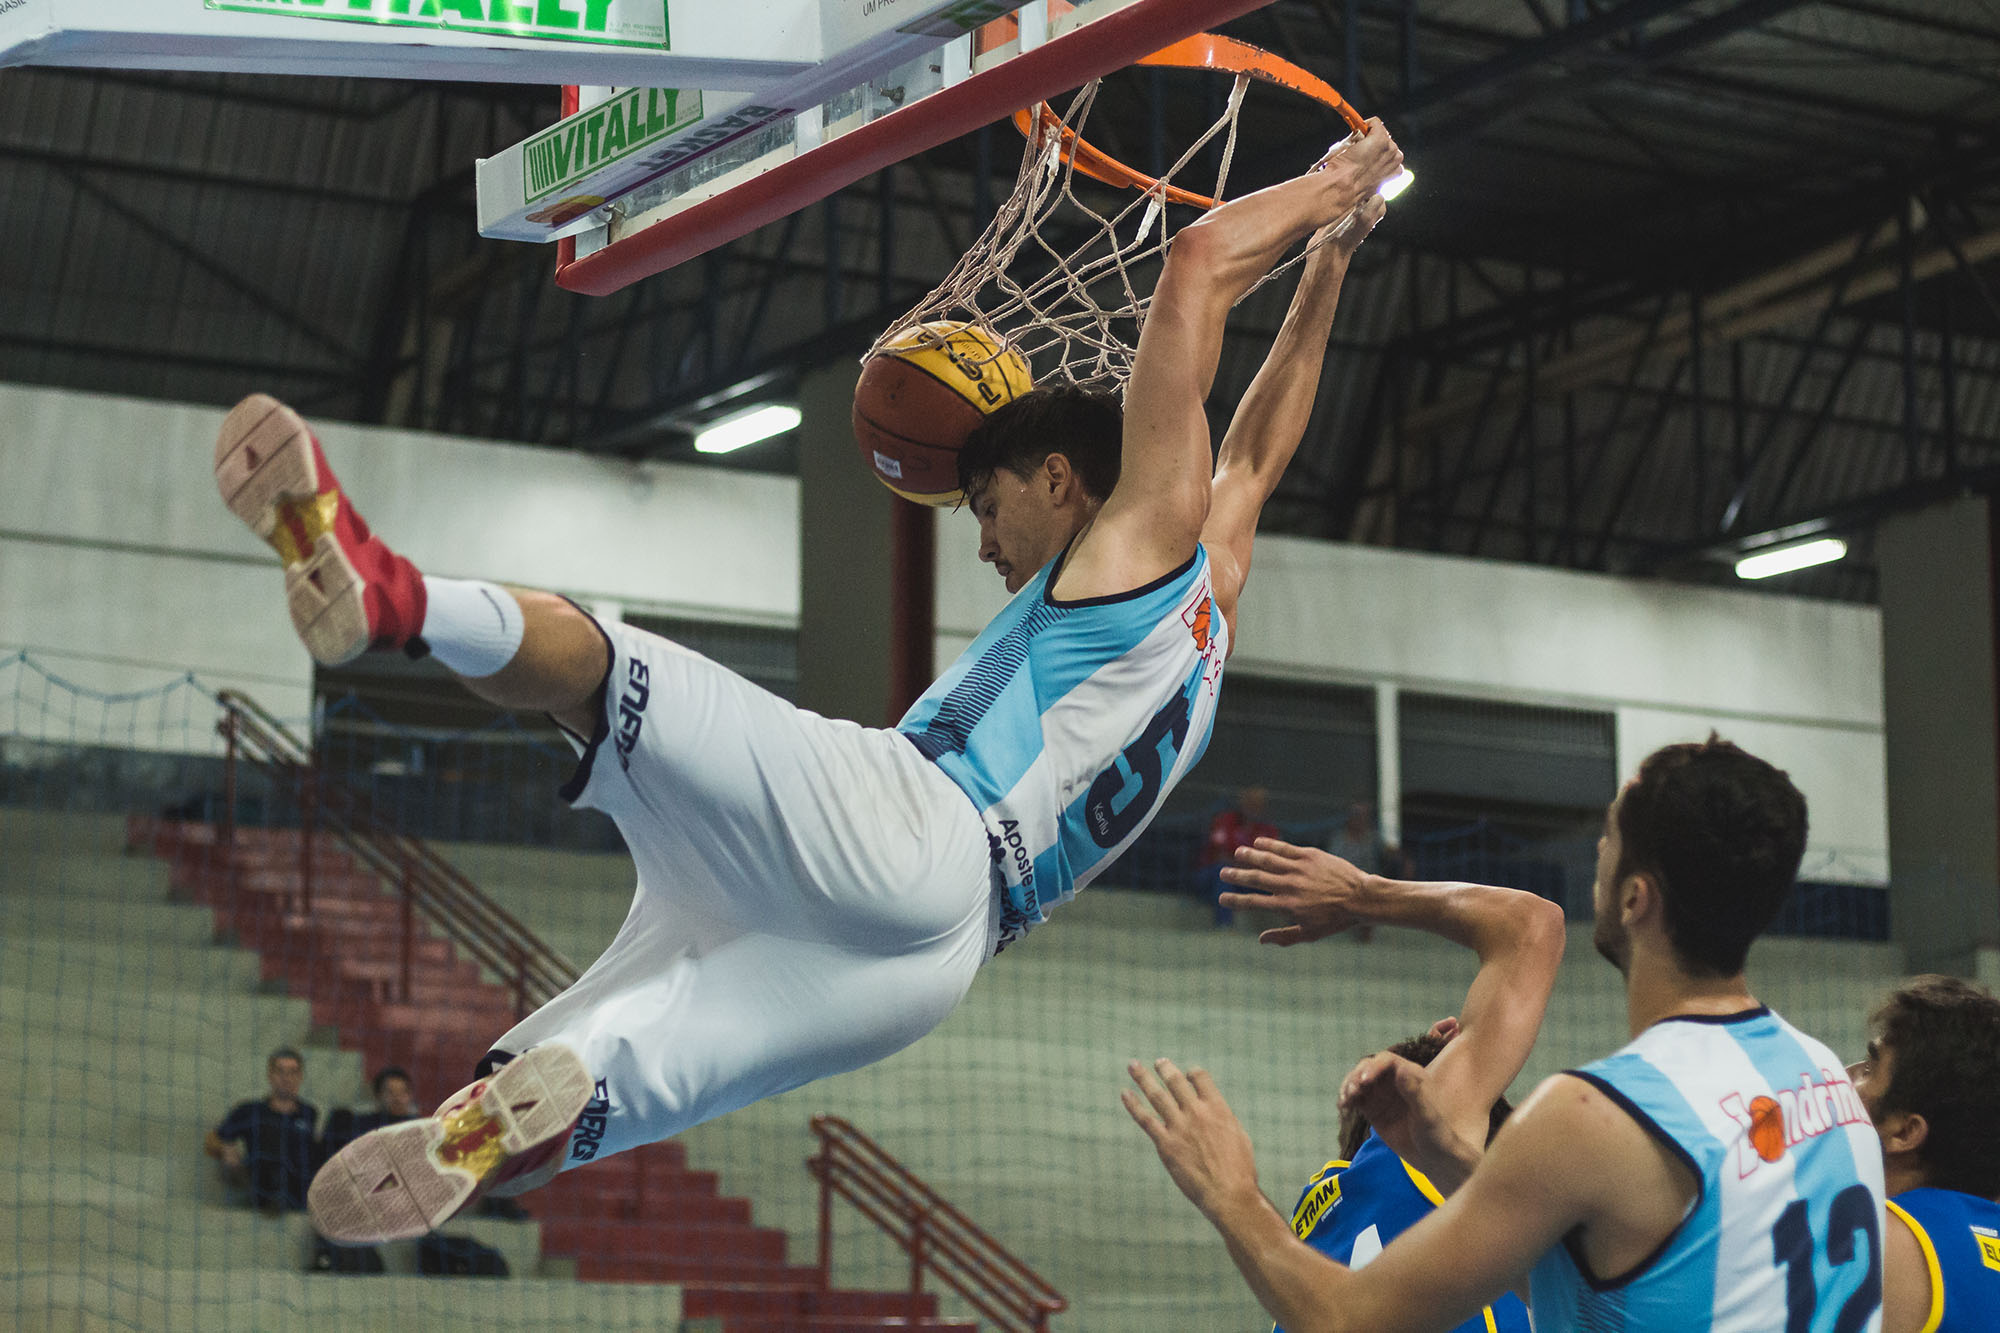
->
[872, 74, 1279, 391]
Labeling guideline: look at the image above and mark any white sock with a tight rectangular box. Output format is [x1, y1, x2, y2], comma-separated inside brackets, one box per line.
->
[421, 578, 525, 679]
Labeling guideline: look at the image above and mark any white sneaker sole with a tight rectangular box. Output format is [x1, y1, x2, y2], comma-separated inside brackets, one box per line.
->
[307, 1043, 593, 1246]
[213, 393, 371, 667]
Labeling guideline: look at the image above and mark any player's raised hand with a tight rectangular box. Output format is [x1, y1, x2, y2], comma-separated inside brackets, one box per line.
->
[1216, 838, 1371, 945]
[1310, 118, 1403, 201]
[1122, 1058, 1263, 1225]
[1338, 1051, 1483, 1196]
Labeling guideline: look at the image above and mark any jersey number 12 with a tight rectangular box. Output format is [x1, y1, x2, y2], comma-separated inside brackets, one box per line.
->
[1770, 1184, 1880, 1333]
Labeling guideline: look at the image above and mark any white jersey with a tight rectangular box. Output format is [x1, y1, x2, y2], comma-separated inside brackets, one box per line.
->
[899, 544, 1227, 947]
[1531, 1007, 1886, 1333]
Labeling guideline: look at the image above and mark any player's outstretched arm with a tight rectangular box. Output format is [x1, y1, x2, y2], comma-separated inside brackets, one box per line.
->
[1072, 125, 1402, 595]
[1124, 1060, 1635, 1333]
[1203, 197, 1385, 636]
[1220, 841, 1565, 1159]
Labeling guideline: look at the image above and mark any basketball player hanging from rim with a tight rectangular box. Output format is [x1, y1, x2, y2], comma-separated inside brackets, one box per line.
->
[220, 117, 1404, 1245]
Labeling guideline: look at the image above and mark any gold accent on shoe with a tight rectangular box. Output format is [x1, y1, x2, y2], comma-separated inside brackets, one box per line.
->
[435, 1097, 509, 1181]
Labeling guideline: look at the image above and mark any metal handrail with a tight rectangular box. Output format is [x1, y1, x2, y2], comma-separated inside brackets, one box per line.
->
[216, 689, 578, 1017]
[808, 1115, 1066, 1333]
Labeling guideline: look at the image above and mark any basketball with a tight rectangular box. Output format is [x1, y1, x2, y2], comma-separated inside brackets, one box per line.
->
[853, 320, 1033, 506]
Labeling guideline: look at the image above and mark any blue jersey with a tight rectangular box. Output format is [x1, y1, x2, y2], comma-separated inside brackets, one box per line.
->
[1531, 1007, 1886, 1332]
[1887, 1188, 2000, 1333]
[899, 545, 1226, 946]
[1281, 1132, 1530, 1333]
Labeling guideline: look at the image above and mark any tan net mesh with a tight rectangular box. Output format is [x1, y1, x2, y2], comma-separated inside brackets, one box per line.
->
[869, 75, 1267, 392]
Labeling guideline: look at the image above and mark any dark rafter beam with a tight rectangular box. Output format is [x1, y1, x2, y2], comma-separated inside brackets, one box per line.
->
[1385, 0, 1711, 118]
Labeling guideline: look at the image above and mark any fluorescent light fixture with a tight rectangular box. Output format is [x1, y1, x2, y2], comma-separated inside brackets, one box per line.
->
[1735, 537, 1848, 581]
[1379, 168, 1416, 202]
[694, 403, 801, 454]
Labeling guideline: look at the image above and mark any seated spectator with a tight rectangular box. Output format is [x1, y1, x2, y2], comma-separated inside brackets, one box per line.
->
[205, 1047, 318, 1213]
[1196, 787, 1280, 927]
[1324, 802, 1409, 942]
[319, 1066, 419, 1166]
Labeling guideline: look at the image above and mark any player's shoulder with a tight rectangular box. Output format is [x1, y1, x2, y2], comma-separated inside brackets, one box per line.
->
[1484, 1073, 1675, 1194]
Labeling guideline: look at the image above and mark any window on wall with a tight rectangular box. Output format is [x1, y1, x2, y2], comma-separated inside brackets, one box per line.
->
[1162, 676, 1377, 830]
[1398, 693, 1617, 909]
[622, 614, 799, 702]
[305, 614, 800, 849]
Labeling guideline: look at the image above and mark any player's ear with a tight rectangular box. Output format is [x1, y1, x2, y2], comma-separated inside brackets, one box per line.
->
[1879, 1108, 1928, 1157]
[1620, 870, 1660, 929]
[1041, 451, 1076, 501]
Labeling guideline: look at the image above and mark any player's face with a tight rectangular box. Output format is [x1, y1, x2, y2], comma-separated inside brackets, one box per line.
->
[1591, 787, 1633, 972]
[970, 468, 1066, 594]
[1845, 1037, 1894, 1124]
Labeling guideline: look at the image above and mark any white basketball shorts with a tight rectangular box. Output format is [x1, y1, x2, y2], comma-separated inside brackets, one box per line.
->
[492, 616, 1000, 1169]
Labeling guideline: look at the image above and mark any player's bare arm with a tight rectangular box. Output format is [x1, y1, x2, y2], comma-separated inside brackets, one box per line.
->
[1125, 1062, 1697, 1333]
[1056, 122, 1403, 602]
[1219, 839, 1564, 1159]
[1203, 196, 1385, 638]
[1880, 1204, 1934, 1333]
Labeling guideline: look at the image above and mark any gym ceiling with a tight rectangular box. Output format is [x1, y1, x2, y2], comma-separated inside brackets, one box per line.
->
[2, 0, 1995, 603]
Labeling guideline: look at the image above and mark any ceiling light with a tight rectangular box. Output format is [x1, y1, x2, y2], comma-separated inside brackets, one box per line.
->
[1379, 169, 1415, 202]
[1735, 537, 1847, 581]
[694, 404, 801, 454]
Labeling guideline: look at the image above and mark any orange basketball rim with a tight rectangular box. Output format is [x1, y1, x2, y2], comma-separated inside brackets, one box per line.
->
[1011, 33, 1370, 211]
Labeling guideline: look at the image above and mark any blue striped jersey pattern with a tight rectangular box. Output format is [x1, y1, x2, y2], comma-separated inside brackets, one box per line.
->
[1530, 1006, 1887, 1332]
[1887, 1188, 2000, 1333]
[1280, 1132, 1530, 1333]
[899, 545, 1226, 947]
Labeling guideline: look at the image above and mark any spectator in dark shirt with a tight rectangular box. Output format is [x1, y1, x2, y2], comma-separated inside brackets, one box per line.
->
[318, 1066, 419, 1168]
[205, 1046, 319, 1212]
[1197, 787, 1281, 927]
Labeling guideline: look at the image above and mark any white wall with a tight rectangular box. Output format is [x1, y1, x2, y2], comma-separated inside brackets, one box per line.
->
[0, 382, 1886, 878]
[0, 383, 800, 741]
[935, 528, 1887, 882]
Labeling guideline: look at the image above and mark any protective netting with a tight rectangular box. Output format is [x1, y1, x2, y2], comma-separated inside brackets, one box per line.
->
[1, 649, 1927, 1331]
[871, 74, 1325, 392]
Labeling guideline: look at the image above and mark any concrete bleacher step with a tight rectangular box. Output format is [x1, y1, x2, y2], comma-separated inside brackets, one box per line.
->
[1, 1267, 683, 1333]
[0, 851, 173, 900]
[6, 1200, 548, 1279]
[4, 897, 218, 946]
[534, 1217, 790, 1265]
[683, 1286, 943, 1320]
[1, 933, 264, 993]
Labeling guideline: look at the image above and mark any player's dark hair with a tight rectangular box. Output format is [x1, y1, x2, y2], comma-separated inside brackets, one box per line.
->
[371, 1066, 411, 1098]
[1613, 735, 1807, 978]
[267, 1047, 303, 1069]
[1336, 1030, 1513, 1163]
[1870, 975, 2000, 1198]
[956, 384, 1122, 504]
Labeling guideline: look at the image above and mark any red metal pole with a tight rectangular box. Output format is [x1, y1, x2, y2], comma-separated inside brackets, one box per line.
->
[298, 765, 316, 915]
[909, 1203, 926, 1318]
[887, 498, 935, 726]
[815, 1135, 834, 1290]
[399, 856, 414, 1004]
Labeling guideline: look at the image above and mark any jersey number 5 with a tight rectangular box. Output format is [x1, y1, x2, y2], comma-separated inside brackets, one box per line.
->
[1084, 691, 1192, 848]
[1771, 1184, 1881, 1333]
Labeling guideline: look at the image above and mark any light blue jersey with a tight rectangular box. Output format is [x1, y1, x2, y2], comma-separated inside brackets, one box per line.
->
[900, 545, 1226, 947]
[1531, 1007, 1886, 1333]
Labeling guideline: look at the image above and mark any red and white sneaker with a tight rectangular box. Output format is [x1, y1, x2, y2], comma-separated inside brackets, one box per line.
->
[308, 1043, 593, 1246]
[214, 394, 426, 666]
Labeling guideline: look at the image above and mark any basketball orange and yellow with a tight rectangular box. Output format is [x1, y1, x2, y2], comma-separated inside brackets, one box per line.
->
[852, 321, 1033, 506]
